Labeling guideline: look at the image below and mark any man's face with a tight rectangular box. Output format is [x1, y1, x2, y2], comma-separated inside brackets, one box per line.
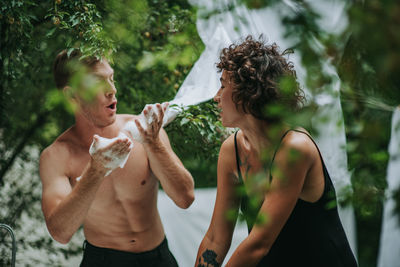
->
[77, 60, 118, 128]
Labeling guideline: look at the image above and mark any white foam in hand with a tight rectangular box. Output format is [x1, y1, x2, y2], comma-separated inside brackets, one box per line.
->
[123, 102, 169, 143]
[76, 132, 133, 181]
[91, 131, 133, 169]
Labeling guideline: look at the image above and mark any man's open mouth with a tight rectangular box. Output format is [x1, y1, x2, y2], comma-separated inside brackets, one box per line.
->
[107, 102, 117, 110]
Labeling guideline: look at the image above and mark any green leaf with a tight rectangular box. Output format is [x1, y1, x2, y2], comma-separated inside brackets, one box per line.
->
[46, 27, 57, 38]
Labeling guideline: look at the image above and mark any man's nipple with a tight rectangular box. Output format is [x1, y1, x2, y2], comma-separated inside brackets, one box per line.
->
[141, 180, 146, 185]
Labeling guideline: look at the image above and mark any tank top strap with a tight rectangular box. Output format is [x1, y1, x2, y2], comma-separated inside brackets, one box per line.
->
[234, 130, 244, 184]
[236, 129, 332, 189]
[234, 130, 253, 232]
[268, 129, 294, 181]
[269, 129, 332, 191]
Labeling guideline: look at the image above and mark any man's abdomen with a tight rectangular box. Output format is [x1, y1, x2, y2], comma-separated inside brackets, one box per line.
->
[83, 177, 165, 253]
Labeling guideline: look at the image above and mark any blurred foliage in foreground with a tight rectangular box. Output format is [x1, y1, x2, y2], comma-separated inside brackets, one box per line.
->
[1, 0, 400, 266]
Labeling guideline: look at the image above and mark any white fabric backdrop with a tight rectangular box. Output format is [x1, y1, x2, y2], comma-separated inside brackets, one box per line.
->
[158, 189, 248, 267]
[161, 2, 357, 266]
[378, 107, 400, 267]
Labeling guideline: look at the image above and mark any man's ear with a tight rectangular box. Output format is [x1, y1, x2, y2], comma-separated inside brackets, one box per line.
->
[63, 86, 76, 100]
[63, 85, 80, 113]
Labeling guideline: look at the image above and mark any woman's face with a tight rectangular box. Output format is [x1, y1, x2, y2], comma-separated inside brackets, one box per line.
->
[214, 71, 243, 127]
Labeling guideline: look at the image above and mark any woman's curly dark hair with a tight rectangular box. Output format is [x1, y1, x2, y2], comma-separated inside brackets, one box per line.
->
[217, 35, 305, 122]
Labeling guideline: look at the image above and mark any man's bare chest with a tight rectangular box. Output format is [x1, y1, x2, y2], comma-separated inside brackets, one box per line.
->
[67, 143, 155, 199]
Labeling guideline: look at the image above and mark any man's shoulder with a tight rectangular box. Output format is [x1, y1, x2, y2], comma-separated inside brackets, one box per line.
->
[117, 114, 139, 124]
[40, 130, 74, 163]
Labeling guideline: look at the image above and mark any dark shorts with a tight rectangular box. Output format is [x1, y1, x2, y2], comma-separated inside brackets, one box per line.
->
[80, 237, 179, 267]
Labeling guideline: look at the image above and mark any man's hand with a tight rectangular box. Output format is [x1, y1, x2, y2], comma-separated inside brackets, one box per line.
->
[135, 102, 169, 145]
[90, 134, 132, 173]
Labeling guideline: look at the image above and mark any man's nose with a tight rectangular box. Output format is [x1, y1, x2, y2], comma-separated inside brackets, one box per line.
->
[105, 84, 117, 98]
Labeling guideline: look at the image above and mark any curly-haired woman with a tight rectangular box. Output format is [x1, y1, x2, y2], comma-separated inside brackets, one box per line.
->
[195, 36, 357, 267]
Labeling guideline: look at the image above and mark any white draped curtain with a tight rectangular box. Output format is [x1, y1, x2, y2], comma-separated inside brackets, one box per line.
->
[377, 107, 400, 267]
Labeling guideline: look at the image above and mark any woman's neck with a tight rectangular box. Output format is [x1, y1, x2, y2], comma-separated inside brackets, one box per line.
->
[239, 115, 289, 156]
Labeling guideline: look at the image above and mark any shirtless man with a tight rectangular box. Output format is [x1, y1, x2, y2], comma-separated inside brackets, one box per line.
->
[40, 50, 194, 266]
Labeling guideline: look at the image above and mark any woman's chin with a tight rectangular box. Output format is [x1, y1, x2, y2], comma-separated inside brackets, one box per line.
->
[221, 120, 234, 128]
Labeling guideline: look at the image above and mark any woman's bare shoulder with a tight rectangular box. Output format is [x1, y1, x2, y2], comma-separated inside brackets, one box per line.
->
[220, 131, 237, 155]
[280, 129, 316, 162]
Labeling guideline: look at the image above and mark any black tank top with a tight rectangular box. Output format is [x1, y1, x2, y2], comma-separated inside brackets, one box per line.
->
[234, 129, 358, 267]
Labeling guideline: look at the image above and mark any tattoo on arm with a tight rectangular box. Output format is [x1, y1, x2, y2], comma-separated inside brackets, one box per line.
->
[197, 249, 220, 267]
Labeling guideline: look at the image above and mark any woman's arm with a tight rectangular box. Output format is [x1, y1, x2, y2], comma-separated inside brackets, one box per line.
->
[195, 135, 241, 267]
[225, 132, 314, 267]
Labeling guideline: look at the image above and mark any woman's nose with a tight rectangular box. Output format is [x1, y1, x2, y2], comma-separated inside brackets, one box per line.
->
[213, 89, 221, 102]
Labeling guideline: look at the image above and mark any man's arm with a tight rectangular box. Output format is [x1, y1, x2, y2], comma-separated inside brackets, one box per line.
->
[40, 137, 131, 244]
[136, 103, 194, 209]
[144, 129, 194, 208]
